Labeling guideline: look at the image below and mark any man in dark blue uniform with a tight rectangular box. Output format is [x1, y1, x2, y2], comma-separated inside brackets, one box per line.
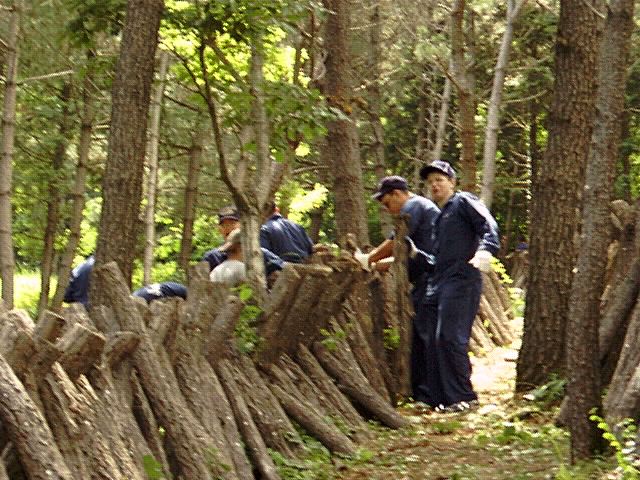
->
[419, 160, 500, 413]
[133, 281, 188, 303]
[63, 254, 95, 307]
[364, 176, 440, 407]
[202, 205, 285, 278]
[260, 202, 314, 264]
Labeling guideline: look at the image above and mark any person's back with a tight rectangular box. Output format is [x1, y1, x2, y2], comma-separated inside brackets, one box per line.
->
[64, 255, 95, 306]
[260, 205, 313, 263]
[133, 281, 187, 303]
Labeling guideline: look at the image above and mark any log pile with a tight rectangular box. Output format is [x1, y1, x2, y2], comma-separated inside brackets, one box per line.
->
[0, 254, 516, 478]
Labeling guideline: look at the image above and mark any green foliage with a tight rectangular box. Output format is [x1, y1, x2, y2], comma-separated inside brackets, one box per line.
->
[591, 413, 640, 479]
[269, 429, 332, 480]
[319, 326, 347, 352]
[522, 375, 566, 407]
[13, 271, 44, 319]
[383, 326, 400, 350]
[430, 420, 463, 435]
[232, 284, 263, 354]
[204, 446, 233, 475]
[142, 455, 166, 480]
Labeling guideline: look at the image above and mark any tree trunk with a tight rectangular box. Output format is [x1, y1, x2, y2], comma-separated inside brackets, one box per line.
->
[432, 72, 452, 162]
[0, 0, 21, 309]
[143, 49, 170, 284]
[516, 0, 605, 392]
[179, 120, 204, 275]
[0, 355, 73, 479]
[93, 0, 164, 296]
[450, 0, 476, 192]
[38, 81, 73, 319]
[94, 262, 230, 479]
[50, 52, 96, 312]
[368, 1, 392, 237]
[567, 0, 633, 460]
[480, 0, 525, 208]
[322, 0, 369, 246]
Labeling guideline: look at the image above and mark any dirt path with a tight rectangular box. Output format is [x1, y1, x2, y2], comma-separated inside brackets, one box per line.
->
[333, 342, 573, 480]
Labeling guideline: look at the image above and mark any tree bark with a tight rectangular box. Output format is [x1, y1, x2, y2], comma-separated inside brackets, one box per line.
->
[94, 262, 231, 479]
[93, 0, 164, 295]
[38, 81, 73, 319]
[0, 0, 22, 309]
[217, 359, 281, 480]
[322, 0, 369, 246]
[450, 0, 476, 192]
[516, 0, 605, 391]
[179, 119, 204, 274]
[0, 355, 73, 480]
[480, 0, 525, 208]
[143, 49, 170, 284]
[50, 51, 96, 312]
[567, 0, 633, 460]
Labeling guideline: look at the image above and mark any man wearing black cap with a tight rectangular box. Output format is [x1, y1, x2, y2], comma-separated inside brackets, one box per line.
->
[202, 205, 242, 271]
[419, 160, 500, 413]
[202, 206, 285, 281]
[366, 175, 440, 409]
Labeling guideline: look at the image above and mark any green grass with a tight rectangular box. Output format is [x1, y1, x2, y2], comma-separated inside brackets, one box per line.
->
[9, 271, 57, 318]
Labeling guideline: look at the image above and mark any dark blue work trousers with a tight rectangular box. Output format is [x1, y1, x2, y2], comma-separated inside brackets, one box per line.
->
[412, 267, 482, 407]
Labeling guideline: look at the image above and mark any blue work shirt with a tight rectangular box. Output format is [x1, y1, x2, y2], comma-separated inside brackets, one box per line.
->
[431, 191, 500, 281]
[260, 213, 313, 263]
[390, 195, 440, 285]
[202, 246, 284, 276]
[64, 255, 95, 307]
[133, 281, 187, 303]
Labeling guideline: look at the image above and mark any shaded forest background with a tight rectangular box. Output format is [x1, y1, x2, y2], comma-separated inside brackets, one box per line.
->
[2, 0, 640, 465]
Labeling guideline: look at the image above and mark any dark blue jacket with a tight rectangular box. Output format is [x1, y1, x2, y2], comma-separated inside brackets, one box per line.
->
[202, 247, 284, 275]
[133, 281, 187, 303]
[392, 195, 440, 284]
[431, 192, 500, 281]
[63, 255, 95, 306]
[260, 213, 313, 263]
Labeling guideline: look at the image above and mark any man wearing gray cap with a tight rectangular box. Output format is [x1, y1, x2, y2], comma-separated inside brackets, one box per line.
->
[419, 160, 500, 413]
[363, 175, 440, 409]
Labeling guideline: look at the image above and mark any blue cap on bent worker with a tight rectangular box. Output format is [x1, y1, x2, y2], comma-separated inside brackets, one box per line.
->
[218, 205, 239, 224]
[419, 160, 456, 180]
[371, 175, 409, 200]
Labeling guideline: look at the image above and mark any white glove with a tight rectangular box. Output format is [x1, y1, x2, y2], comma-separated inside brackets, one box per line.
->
[405, 236, 418, 259]
[354, 248, 371, 271]
[469, 250, 493, 273]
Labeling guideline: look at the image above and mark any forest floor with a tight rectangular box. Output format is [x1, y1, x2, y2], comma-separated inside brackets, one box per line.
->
[330, 326, 617, 480]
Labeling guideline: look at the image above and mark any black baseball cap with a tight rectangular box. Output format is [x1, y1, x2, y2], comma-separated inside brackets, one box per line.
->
[218, 205, 239, 223]
[371, 175, 409, 201]
[419, 160, 456, 180]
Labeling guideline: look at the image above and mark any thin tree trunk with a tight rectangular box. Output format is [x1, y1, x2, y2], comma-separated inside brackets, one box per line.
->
[322, 0, 369, 246]
[93, 0, 164, 298]
[38, 81, 73, 319]
[143, 49, 170, 284]
[368, 1, 392, 237]
[450, 0, 476, 192]
[0, 0, 22, 309]
[567, 0, 632, 460]
[50, 53, 96, 312]
[480, 0, 526, 208]
[179, 120, 204, 275]
[432, 73, 452, 161]
[516, 0, 605, 391]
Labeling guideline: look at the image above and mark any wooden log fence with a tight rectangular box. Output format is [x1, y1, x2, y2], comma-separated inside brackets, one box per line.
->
[0, 255, 516, 478]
